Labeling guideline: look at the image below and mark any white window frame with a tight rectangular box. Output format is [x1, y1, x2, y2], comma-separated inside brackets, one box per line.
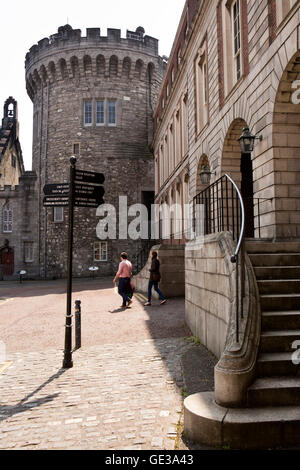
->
[96, 100, 105, 126]
[24, 241, 34, 263]
[175, 108, 181, 166]
[84, 100, 93, 126]
[3, 205, 12, 233]
[202, 62, 208, 106]
[94, 241, 108, 262]
[54, 207, 64, 223]
[160, 144, 164, 186]
[232, 0, 242, 83]
[107, 100, 116, 126]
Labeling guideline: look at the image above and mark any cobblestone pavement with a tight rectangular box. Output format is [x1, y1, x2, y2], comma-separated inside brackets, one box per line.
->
[0, 339, 193, 450]
[0, 279, 206, 450]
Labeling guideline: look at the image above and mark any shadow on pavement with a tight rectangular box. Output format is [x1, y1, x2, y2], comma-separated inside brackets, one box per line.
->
[0, 368, 67, 423]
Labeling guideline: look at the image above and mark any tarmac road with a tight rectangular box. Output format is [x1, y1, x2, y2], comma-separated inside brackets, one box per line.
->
[0, 278, 190, 354]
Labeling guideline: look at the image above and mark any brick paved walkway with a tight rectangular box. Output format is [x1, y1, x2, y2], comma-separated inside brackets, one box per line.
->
[0, 279, 203, 450]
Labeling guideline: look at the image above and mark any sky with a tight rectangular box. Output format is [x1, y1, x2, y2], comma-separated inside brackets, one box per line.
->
[0, 0, 186, 170]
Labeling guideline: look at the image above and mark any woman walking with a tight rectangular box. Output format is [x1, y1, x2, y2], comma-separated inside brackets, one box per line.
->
[144, 251, 167, 306]
[113, 252, 133, 308]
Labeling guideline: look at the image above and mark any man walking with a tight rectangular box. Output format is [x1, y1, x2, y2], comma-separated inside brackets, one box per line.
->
[144, 251, 167, 307]
[113, 252, 133, 308]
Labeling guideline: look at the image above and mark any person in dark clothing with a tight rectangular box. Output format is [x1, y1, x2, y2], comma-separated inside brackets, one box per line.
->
[144, 251, 167, 306]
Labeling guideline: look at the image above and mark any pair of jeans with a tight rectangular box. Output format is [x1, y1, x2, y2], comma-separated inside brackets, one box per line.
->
[118, 277, 131, 306]
[148, 281, 165, 303]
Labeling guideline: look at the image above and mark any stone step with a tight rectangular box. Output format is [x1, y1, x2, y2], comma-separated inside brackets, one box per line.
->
[184, 391, 300, 449]
[254, 266, 300, 280]
[257, 352, 300, 377]
[246, 241, 300, 254]
[257, 279, 300, 295]
[260, 330, 300, 353]
[249, 253, 300, 267]
[262, 311, 300, 331]
[248, 377, 300, 407]
[260, 293, 300, 311]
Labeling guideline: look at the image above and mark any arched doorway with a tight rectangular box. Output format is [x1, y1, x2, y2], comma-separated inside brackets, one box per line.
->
[272, 51, 300, 239]
[222, 119, 254, 238]
[0, 240, 14, 277]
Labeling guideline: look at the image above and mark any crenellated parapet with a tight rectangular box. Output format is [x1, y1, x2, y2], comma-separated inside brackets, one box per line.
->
[0, 185, 20, 193]
[25, 25, 165, 101]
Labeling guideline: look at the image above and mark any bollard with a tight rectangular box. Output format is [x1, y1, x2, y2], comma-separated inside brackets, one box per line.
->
[75, 300, 81, 350]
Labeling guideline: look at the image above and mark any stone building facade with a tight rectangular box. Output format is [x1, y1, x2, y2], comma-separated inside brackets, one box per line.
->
[151, 0, 300, 447]
[153, 0, 300, 353]
[154, 0, 300, 242]
[0, 98, 39, 279]
[25, 25, 166, 278]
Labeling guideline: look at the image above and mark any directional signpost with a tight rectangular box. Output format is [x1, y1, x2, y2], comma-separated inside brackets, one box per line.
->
[74, 183, 105, 208]
[74, 169, 105, 185]
[43, 158, 105, 369]
[43, 183, 70, 207]
[43, 183, 70, 195]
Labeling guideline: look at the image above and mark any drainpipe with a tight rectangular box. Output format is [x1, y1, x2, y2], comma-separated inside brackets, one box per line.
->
[37, 83, 44, 276]
[43, 80, 50, 278]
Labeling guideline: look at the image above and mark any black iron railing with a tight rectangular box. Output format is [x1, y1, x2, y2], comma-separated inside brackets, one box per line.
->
[193, 175, 245, 241]
[193, 174, 245, 343]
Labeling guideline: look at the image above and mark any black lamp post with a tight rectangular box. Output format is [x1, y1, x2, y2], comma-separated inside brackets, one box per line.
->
[238, 127, 262, 153]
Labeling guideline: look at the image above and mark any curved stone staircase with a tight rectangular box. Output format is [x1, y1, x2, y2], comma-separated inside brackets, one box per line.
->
[184, 240, 300, 449]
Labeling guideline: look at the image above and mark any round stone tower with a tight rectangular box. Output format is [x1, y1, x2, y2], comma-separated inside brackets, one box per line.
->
[25, 25, 166, 278]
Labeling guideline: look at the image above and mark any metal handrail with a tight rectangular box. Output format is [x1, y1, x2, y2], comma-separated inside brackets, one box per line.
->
[225, 174, 245, 264]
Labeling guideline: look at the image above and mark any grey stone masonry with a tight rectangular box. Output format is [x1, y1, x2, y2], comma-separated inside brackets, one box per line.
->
[25, 25, 166, 278]
[0, 172, 39, 279]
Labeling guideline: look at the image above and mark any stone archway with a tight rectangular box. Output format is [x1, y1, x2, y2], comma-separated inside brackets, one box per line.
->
[0, 240, 14, 277]
[272, 51, 300, 239]
[196, 154, 210, 194]
[222, 118, 254, 238]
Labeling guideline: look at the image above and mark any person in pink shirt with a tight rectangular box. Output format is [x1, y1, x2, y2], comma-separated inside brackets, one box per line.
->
[113, 252, 133, 308]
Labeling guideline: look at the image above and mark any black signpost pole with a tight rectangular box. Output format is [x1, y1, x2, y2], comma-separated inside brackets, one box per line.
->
[62, 156, 76, 369]
[42, 163, 105, 368]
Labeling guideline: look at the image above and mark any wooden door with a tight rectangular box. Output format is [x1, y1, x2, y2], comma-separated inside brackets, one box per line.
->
[1, 251, 14, 276]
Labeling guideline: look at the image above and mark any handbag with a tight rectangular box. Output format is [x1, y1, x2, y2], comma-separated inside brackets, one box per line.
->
[152, 272, 161, 282]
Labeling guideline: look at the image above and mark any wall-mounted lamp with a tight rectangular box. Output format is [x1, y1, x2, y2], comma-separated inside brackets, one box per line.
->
[238, 127, 263, 154]
[199, 165, 215, 186]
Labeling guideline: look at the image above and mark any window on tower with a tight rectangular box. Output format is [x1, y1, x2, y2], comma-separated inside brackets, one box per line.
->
[83, 99, 117, 127]
[96, 100, 105, 125]
[84, 101, 92, 126]
[108, 101, 116, 126]
[73, 143, 80, 155]
[94, 241, 108, 262]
